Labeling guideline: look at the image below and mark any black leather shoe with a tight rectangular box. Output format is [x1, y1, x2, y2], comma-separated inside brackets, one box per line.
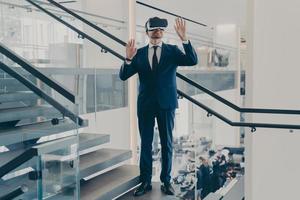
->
[161, 182, 175, 195]
[133, 182, 152, 196]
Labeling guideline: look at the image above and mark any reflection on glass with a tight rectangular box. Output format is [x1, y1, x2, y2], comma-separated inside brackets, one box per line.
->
[40, 142, 78, 199]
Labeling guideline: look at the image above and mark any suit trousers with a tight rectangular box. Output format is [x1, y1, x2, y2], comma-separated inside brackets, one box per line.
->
[137, 104, 175, 184]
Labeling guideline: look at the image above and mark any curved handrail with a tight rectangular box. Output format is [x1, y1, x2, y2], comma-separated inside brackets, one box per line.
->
[29, 0, 300, 130]
[0, 43, 76, 103]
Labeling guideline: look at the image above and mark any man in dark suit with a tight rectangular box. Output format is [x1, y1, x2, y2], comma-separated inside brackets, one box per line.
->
[119, 17, 198, 196]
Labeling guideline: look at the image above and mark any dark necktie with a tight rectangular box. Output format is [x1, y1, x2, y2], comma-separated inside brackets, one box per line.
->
[152, 46, 158, 72]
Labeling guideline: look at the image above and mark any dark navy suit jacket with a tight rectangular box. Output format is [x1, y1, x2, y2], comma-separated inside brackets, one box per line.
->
[119, 41, 198, 112]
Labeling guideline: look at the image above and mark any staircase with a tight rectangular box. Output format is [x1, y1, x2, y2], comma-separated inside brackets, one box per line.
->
[0, 53, 140, 199]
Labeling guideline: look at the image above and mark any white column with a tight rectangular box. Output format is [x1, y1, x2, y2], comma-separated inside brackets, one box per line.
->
[128, 0, 138, 164]
[246, 0, 300, 199]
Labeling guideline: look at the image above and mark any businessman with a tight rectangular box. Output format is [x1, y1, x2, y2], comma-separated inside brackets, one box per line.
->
[119, 17, 198, 196]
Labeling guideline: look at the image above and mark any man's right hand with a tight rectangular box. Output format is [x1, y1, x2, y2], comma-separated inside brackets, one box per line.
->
[126, 39, 137, 60]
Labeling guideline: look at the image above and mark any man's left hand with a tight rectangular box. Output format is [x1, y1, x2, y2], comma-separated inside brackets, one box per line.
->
[174, 17, 187, 41]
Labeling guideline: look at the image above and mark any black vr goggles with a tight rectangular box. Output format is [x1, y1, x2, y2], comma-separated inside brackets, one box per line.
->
[145, 17, 168, 31]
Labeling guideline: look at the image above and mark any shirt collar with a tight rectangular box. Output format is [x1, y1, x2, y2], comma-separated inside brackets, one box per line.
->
[149, 41, 163, 49]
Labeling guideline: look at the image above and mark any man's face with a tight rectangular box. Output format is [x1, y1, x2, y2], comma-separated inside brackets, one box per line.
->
[147, 28, 164, 40]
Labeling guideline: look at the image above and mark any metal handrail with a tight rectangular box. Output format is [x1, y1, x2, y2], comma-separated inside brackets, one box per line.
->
[0, 61, 84, 126]
[177, 90, 300, 131]
[0, 43, 76, 103]
[176, 73, 300, 115]
[28, 0, 300, 131]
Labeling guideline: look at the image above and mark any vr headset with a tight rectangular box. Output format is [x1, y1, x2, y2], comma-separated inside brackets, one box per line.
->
[145, 17, 168, 31]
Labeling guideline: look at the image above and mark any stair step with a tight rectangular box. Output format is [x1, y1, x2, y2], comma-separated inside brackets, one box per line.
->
[0, 102, 28, 110]
[0, 118, 86, 147]
[0, 78, 24, 87]
[0, 105, 61, 123]
[79, 133, 110, 154]
[79, 148, 131, 179]
[0, 91, 37, 103]
[0, 149, 134, 200]
[80, 165, 140, 200]
[1, 165, 138, 200]
[0, 133, 108, 179]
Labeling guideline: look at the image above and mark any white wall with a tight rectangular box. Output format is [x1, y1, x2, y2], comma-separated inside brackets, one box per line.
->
[81, 107, 131, 150]
[174, 99, 190, 137]
[246, 0, 300, 199]
[212, 89, 240, 147]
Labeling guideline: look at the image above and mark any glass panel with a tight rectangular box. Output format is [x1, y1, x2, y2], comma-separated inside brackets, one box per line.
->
[38, 139, 79, 199]
[0, 66, 80, 199]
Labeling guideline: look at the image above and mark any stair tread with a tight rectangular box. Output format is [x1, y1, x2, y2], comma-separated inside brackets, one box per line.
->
[0, 78, 26, 87]
[0, 105, 54, 112]
[78, 133, 110, 152]
[0, 102, 29, 110]
[80, 165, 140, 200]
[0, 118, 85, 147]
[1, 155, 136, 200]
[0, 91, 37, 103]
[0, 105, 61, 123]
[0, 133, 109, 178]
[79, 148, 131, 179]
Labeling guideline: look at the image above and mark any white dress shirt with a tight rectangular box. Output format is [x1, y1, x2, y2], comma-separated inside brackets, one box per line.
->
[125, 40, 189, 66]
[148, 40, 189, 69]
[148, 41, 163, 69]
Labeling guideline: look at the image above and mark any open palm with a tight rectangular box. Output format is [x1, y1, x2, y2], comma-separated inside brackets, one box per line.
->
[126, 39, 137, 59]
[174, 18, 187, 41]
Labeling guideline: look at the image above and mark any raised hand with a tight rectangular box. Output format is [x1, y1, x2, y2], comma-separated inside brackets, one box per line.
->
[174, 17, 187, 41]
[126, 39, 137, 60]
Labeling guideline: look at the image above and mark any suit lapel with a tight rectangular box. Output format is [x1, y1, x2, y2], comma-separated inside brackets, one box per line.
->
[143, 45, 151, 71]
[158, 43, 167, 70]
[142, 43, 167, 72]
